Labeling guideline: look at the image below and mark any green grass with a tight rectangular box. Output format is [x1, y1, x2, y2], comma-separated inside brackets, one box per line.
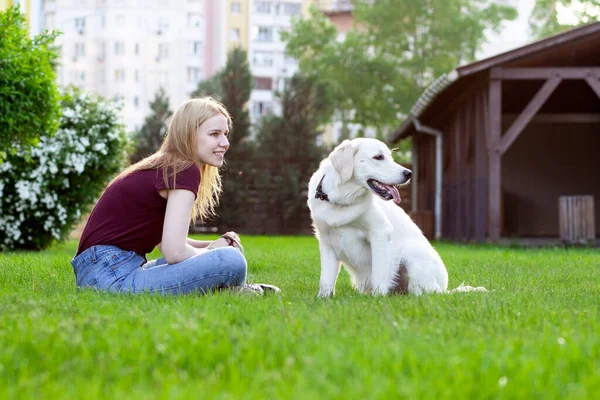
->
[1, 236, 599, 399]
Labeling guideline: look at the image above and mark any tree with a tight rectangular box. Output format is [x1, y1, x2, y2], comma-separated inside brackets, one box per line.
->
[130, 87, 171, 162]
[221, 47, 253, 147]
[254, 74, 333, 231]
[212, 47, 255, 229]
[282, 1, 518, 136]
[0, 6, 61, 158]
[529, 0, 600, 39]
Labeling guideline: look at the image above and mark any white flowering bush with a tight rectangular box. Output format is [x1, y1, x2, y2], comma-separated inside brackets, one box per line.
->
[0, 87, 130, 250]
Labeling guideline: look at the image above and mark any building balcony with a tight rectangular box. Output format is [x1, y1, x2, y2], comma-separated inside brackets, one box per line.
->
[313, 0, 355, 14]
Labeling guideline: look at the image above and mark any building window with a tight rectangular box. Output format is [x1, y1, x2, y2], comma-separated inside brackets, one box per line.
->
[231, 2, 241, 15]
[157, 17, 169, 33]
[283, 3, 302, 16]
[256, 26, 273, 42]
[159, 71, 168, 84]
[252, 101, 273, 118]
[44, 12, 56, 29]
[114, 69, 125, 82]
[188, 13, 202, 29]
[114, 41, 125, 55]
[255, 1, 271, 14]
[134, 70, 139, 82]
[192, 41, 203, 55]
[255, 77, 273, 90]
[187, 67, 202, 83]
[134, 43, 139, 55]
[74, 17, 85, 32]
[230, 28, 240, 42]
[116, 15, 125, 27]
[100, 16, 106, 29]
[98, 42, 106, 61]
[99, 69, 105, 83]
[78, 70, 86, 82]
[74, 43, 85, 57]
[133, 96, 139, 108]
[158, 43, 168, 60]
[253, 51, 274, 67]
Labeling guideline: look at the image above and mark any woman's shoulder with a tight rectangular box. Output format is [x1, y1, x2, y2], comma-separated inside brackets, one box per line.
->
[179, 164, 201, 182]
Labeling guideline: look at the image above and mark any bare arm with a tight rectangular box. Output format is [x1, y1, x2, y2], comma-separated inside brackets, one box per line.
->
[186, 238, 212, 248]
[160, 189, 207, 264]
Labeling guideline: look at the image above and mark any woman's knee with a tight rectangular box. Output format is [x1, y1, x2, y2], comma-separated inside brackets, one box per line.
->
[215, 247, 247, 282]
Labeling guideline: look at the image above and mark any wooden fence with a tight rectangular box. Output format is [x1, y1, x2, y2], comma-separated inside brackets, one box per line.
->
[559, 195, 596, 243]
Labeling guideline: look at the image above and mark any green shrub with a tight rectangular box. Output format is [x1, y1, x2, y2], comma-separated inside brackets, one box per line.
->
[0, 6, 61, 156]
[0, 87, 130, 250]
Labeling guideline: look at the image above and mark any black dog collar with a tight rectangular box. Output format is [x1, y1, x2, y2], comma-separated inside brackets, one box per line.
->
[315, 175, 330, 202]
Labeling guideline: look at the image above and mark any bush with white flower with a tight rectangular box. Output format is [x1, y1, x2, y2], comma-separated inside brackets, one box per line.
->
[0, 87, 130, 250]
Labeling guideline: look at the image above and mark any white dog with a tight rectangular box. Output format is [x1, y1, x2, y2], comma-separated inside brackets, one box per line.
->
[308, 138, 485, 297]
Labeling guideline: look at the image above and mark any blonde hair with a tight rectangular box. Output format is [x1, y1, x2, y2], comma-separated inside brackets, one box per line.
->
[110, 97, 232, 223]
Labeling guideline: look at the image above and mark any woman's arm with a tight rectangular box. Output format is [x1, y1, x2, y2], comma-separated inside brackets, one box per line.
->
[161, 189, 207, 264]
[186, 238, 212, 248]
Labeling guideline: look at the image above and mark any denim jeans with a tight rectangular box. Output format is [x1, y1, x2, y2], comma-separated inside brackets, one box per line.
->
[71, 245, 247, 295]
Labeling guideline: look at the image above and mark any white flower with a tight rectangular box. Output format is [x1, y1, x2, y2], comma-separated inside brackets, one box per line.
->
[0, 162, 13, 172]
[498, 377, 508, 388]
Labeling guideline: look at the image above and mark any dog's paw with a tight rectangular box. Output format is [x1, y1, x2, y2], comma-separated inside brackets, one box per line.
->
[317, 289, 334, 298]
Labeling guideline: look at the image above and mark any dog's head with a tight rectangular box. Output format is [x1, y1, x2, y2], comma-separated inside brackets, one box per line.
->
[329, 138, 411, 204]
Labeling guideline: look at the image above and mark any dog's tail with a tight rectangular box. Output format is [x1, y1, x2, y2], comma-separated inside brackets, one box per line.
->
[447, 282, 488, 293]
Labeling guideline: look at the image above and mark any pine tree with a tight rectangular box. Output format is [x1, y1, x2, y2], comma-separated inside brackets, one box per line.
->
[131, 87, 171, 162]
[255, 74, 333, 231]
[213, 47, 255, 230]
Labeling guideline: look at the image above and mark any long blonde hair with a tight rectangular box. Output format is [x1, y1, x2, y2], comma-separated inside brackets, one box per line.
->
[110, 97, 232, 223]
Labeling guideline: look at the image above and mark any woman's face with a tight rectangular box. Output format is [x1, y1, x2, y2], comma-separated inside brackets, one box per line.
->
[195, 114, 230, 167]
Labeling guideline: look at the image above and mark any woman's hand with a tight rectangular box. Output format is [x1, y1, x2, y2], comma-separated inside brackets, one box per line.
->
[206, 231, 244, 254]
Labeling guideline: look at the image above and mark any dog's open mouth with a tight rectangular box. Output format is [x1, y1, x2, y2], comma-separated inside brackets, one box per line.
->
[367, 179, 401, 204]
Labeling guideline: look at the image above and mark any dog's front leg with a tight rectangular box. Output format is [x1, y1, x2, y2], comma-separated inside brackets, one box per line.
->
[369, 230, 394, 296]
[318, 244, 340, 298]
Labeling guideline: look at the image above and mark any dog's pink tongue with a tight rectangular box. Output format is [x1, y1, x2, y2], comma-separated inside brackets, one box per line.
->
[385, 184, 402, 204]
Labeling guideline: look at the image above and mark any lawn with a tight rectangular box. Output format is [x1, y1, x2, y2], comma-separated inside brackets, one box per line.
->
[0, 236, 599, 399]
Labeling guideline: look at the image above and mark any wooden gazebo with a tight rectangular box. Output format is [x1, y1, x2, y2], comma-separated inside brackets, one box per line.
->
[391, 23, 600, 243]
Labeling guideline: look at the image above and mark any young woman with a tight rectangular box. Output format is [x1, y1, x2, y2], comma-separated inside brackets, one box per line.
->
[71, 97, 278, 295]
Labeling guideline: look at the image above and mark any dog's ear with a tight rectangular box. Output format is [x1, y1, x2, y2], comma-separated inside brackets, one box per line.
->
[329, 140, 357, 183]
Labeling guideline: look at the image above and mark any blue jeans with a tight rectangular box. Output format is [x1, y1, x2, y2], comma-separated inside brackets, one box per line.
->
[71, 245, 247, 295]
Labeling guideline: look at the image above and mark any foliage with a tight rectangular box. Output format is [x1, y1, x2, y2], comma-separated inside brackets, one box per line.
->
[254, 75, 332, 230]
[0, 87, 129, 251]
[130, 87, 172, 162]
[282, 1, 518, 135]
[0, 6, 61, 157]
[529, 0, 600, 38]
[1, 239, 600, 398]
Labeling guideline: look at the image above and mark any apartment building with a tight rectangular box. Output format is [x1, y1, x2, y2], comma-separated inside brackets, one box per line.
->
[244, 1, 304, 123]
[43, 0, 226, 132]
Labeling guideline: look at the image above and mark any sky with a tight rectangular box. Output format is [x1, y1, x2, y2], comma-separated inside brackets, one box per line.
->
[478, 0, 537, 59]
[478, 0, 600, 59]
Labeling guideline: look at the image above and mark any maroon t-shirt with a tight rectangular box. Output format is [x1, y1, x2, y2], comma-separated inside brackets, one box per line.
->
[77, 165, 201, 256]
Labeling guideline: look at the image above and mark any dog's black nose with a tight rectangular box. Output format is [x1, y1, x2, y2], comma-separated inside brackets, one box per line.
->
[403, 169, 412, 180]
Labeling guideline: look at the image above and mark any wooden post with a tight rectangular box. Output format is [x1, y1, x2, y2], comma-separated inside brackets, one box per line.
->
[488, 77, 502, 242]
